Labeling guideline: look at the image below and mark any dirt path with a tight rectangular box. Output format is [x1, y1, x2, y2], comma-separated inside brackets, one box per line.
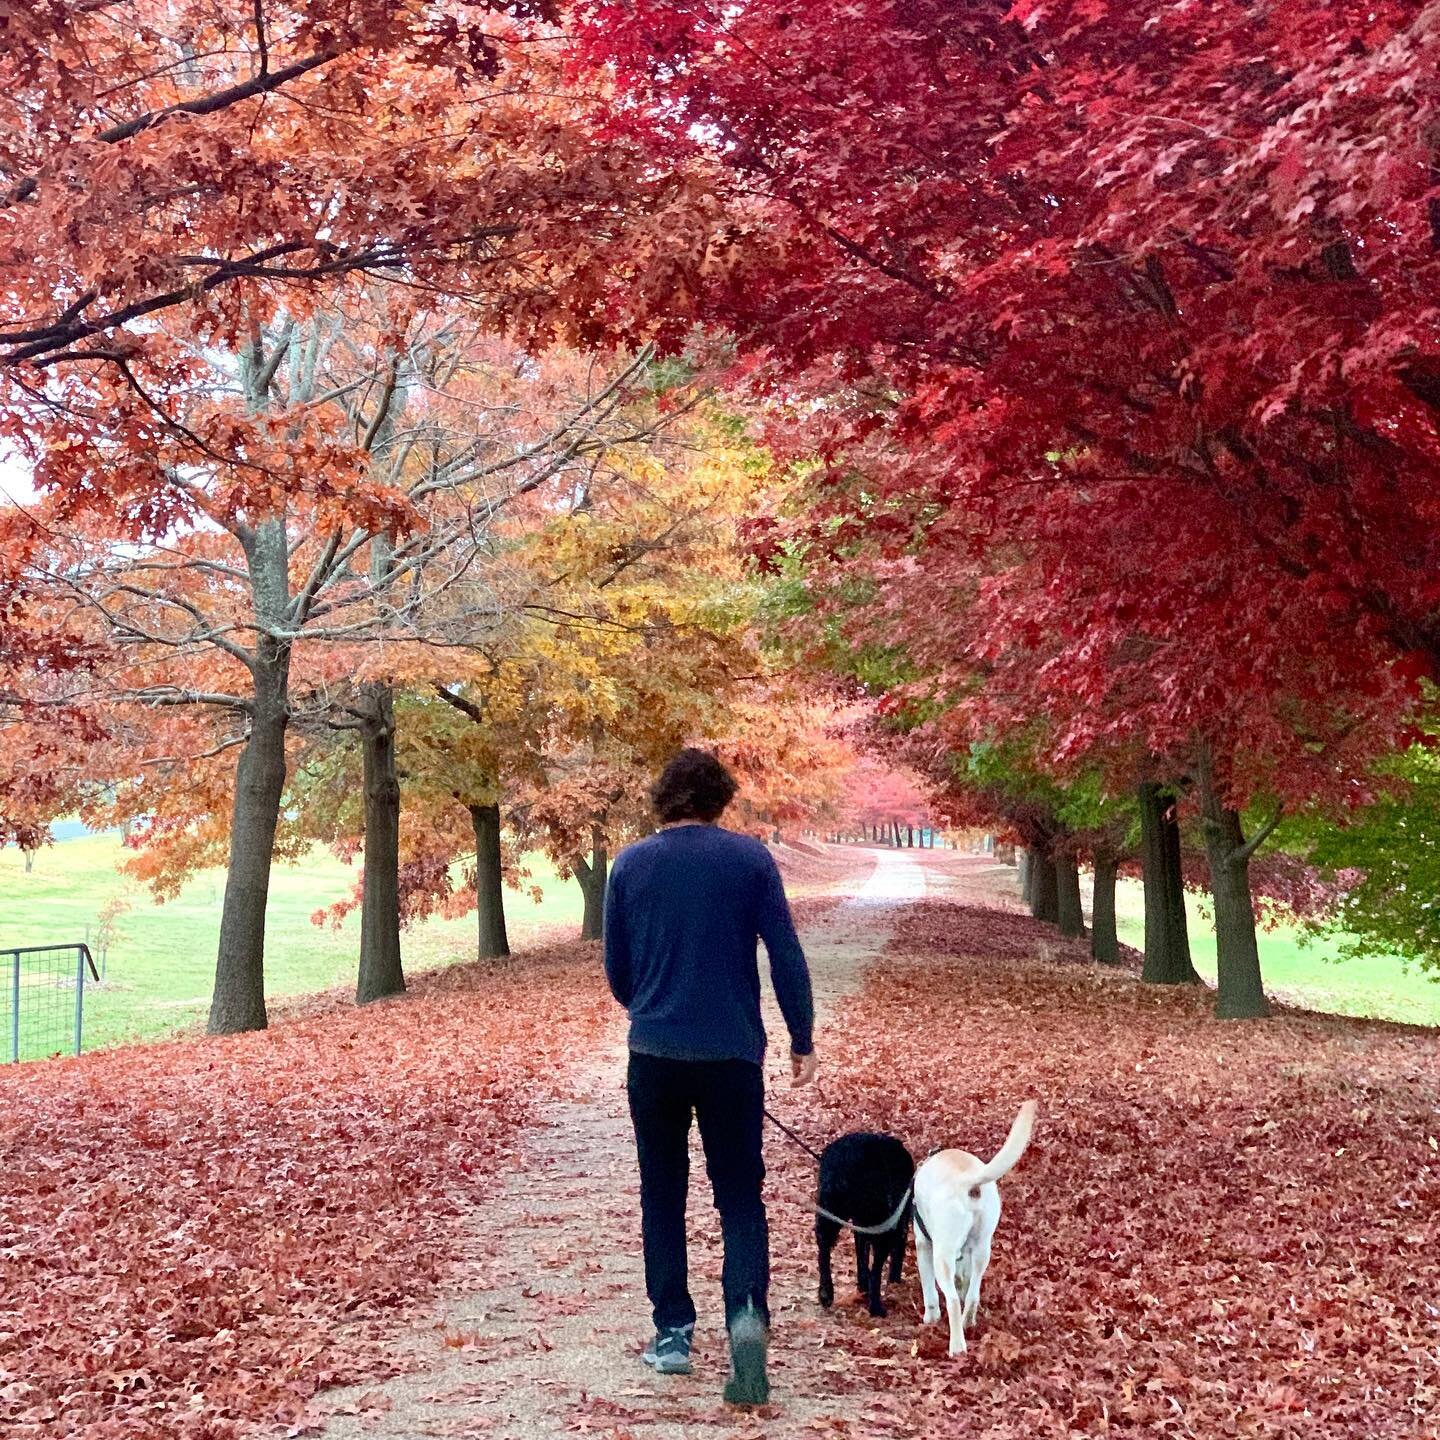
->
[314, 848, 926, 1440]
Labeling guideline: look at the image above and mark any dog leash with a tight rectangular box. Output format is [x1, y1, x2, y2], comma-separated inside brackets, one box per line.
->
[763, 1107, 917, 1238]
[763, 1106, 824, 1162]
[816, 1186, 915, 1237]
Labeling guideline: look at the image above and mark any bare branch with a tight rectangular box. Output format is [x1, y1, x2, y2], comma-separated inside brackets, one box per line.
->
[1232, 804, 1283, 865]
[124, 687, 253, 711]
[359, 355, 402, 453]
[253, 0, 271, 77]
[140, 731, 250, 766]
[434, 684, 485, 725]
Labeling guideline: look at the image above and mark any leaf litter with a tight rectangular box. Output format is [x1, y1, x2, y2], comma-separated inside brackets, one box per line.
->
[0, 941, 610, 1439]
[5, 867, 1438, 1440]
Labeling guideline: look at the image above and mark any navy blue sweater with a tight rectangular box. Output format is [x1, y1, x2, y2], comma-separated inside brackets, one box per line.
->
[603, 825, 814, 1065]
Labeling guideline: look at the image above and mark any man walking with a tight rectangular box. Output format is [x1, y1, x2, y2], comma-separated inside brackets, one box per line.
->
[603, 748, 817, 1406]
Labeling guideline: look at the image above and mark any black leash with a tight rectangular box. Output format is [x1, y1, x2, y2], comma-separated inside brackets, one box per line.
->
[763, 1107, 918, 1238]
[763, 1106, 824, 1162]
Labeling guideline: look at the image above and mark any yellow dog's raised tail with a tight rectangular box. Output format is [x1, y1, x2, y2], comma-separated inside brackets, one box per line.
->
[971, 1100, 1038, 1186]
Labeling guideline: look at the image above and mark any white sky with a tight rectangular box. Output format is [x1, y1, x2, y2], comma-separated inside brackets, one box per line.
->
[0, 447, 37, 505]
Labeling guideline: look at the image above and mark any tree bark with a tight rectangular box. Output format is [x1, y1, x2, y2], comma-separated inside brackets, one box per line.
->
[470, 802, 510, 959]
[1137, 782, 1201, 986]
[22, 848, 34, 873]
[1196, 757, 1271, 1019]
[1056, 849, 1087, 938]
[356, 684, 405, 1005]
[907, 824, 915, 847]
[1018, 848, 1034, 905]
[1029, 848, 1059, 923]
[208, 650, 288, 1034]
[574, 826, 608, 941]
[1090, 852, 1121, 965]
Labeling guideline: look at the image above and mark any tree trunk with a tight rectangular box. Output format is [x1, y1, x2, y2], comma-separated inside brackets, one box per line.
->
[1056, 849, 1086, 938]
[575, 827, 608, 941]
[1090, 852, 1121, 965]
[907, 824, 915, 847]
[1137, 782, 1200, 986]
[1018, 848, 1034, 905]
[1030, 848, 1059, 923]
[208, 513, 296, 1036]
[356, 685, 405, 1005]
[470, 802, 510, 960]
[1196, 758, 1270, 1019]
[22, 848, 34, 873]
[208, 654, 289, 1034]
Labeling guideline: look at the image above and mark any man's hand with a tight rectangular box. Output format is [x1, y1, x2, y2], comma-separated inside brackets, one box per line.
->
[791, 1048, 818, 1087]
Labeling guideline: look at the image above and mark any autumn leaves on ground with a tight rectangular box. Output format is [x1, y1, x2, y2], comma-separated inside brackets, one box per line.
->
[5, 849, 1435, 1440]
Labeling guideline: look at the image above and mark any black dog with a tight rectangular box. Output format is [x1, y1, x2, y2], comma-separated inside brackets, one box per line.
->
[815, 1132, 915, 1317]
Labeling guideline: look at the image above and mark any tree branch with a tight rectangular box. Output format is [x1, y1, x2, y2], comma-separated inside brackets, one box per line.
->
[434, 684, 485, 725]
[1232, 804, 1283, 866]
[253, 0, 271, 77]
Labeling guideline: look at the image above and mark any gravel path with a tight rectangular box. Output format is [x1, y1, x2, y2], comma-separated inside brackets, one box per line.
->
[313, 848, 926, 1440]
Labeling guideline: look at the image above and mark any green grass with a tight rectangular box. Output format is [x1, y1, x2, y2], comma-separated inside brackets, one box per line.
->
[7, 840, 1435, 1061]
[1111, 878, 1440, 1027]
[0, 835, 587, 1059]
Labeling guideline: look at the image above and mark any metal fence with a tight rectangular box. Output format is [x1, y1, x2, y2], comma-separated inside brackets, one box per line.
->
[1, 944, 101, 1063]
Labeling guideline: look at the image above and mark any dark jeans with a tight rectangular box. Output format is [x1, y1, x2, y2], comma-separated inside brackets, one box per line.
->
[626, 1051, 770, 1332]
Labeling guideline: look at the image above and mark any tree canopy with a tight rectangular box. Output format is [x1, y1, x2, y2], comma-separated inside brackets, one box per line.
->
[3, 0, 1439, 1026]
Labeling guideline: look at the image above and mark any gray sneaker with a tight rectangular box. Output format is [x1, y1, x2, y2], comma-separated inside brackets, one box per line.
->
[642, 1323, 694, 1375]
[722, 1302, 769, 1407]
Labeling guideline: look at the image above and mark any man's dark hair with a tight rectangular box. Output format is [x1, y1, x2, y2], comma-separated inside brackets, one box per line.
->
[651, 747, 739, 824]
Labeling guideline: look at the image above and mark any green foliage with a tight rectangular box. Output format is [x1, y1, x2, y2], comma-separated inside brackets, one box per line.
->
[964, 734, 1135, 848]
[1054, 769, 1138, 852]
[1299, 742, 1440, 972]
[965, 735, 1060, 806]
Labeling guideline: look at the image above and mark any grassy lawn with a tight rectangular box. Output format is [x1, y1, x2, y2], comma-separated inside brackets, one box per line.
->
[9, 838, 1433, 1060]
[0, 835, 587, 1059]
[1111, 877, 1440, 1027]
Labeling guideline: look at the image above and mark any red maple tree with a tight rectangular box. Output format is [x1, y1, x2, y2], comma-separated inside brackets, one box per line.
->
[574, 0, 1440, 1017]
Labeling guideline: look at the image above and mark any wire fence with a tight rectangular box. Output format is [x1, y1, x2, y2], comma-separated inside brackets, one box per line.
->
[1, 945, 101, 1063]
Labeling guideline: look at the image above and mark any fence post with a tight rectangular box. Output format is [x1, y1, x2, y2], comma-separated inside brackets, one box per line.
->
[74, 945, 86, 1057]
[9, 951, 18, 1064]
